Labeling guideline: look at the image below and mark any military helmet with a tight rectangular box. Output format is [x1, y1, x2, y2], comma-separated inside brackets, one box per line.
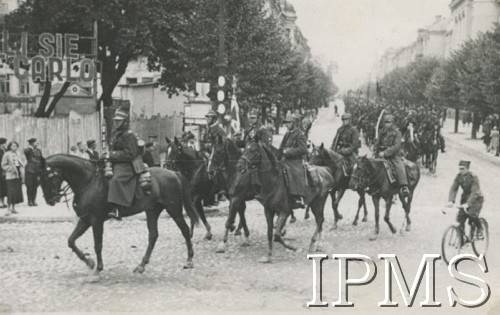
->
[205, 109, 217, 118]
[249, 108, 260, 118]
[341, 113, 352, 120]
[384, 114, 394, 122]
[113, 107, 129, 120]
[283, 113, 299, 123]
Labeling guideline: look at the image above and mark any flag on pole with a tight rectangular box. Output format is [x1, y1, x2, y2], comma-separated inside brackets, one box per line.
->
[230, 94, 240, 134]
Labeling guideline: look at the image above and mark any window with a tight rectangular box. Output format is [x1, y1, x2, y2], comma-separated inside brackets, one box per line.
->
[126, 77, 138, 84]
[0, 80, 10, 94]
[142, 77, 153, 83]
[20, 81, 29, 95]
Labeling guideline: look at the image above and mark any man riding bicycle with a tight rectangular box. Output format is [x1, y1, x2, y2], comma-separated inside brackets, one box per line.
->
[446, 160, 484, 238]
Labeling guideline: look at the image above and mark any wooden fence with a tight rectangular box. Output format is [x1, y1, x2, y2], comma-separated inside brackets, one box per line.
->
[130, 113, 184, 144]
[0, 113, 101, 157]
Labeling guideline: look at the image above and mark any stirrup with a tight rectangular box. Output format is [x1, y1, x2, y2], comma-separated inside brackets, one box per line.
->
[108, 208, 122, 220]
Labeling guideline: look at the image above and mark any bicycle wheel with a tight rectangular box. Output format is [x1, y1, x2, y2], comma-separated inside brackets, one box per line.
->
[442, 225, 462, 264]
[472, 218, 489, 257]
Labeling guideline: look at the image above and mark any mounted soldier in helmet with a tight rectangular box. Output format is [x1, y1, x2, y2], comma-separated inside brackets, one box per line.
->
[373, 114, 410, 197]
[107, 108, 146, 220]
[331, 113, 360, 175]
[278, 114, 308, 209]
[181, 130, 196, 149]
[202, 109, 227, 158]
[235, 108, 272, 148]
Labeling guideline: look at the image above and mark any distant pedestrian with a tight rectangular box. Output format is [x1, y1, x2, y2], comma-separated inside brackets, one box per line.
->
[70, 145, 79, 156]
[1, 141, 24, 215]
[24, 138, 43, 207]
[489, 126, 500, 156]
[76, 141, 90, 159]
[0, 138, 7, 208]
[86, 139, 99, 160]
[143, 142, 155, 167]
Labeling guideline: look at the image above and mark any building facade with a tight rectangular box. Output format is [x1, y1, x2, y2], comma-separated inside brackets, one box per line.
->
[445, 0, 500, 57]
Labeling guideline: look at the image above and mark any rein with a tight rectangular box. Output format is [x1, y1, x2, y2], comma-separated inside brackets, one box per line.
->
[352, 161, 385, 195]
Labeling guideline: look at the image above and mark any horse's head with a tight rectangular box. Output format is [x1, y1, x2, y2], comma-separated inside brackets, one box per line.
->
[166, 136, 198, 171]
[310, 143, 327, 166]
[237, 141, 263, 173]
[39, 157, 65, 206]
[349, 155, 371, 191]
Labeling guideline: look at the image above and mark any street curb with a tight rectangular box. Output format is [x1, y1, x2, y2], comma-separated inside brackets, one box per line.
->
[444, 133, 500, 168]
[0, 205, 228, 224]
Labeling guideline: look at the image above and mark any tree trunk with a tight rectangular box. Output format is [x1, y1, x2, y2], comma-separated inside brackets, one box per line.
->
[454, 107, 459, 133]
[44, 81, 71, 117]
[34, 80, 52, 117]
[471, 111, 479, 140]
[261, 105, 267, 125]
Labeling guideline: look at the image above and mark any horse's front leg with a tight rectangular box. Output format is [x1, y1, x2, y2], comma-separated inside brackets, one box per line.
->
[370, 195, 381, 241]
[216, 197, 241, 253]
[134, 209, 161, 274]
[194, 196, 212, 240]
[91, 218, 104, 275]
[238, 202, 251, 247]
[383, 196, 397, 234]
[330, 190, 341, 230]
[68, 218, 94, 269]
[359, 191, 368, 223]
[259, 206, 274, 264]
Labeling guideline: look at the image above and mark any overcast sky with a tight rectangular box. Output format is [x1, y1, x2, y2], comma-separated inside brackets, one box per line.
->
[289, 0, 450, 91]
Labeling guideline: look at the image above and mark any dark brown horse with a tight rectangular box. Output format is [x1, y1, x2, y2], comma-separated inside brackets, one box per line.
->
[349, 156, 420, 240]
[164, 137, 218, 240]
[421, 129, 439, 173]
[39, 154, 199, 280]
[309, 144, 368, 229]
[217, 142, 334, 263]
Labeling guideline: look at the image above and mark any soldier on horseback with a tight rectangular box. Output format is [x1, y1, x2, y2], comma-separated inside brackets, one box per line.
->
[107, 108, 145, 220]
[279, 114, 308, 209]
[373, 114, 410, 197]
[331, 113, 360, 175]
[235, 108, 272, 147]
[203, 110, 227, 156]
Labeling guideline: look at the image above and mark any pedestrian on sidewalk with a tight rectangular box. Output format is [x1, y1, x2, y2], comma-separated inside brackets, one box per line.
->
[489, 126, 500, 156]
[0, 138, 7, 208]
[24, 138, 43, 207]
[1, 141, 24, 215]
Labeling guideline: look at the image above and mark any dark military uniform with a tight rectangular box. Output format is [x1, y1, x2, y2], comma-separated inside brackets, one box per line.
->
[331, 124, 360, 171]
[448, 171, 484, 225]
[374, 124, 408, 186]
[204, 122, 227, 149]
[237, 122, 272, 148]
[24, 146, 43, 205]
[279, 127, 308, 196]
[108, 130, 140, 208]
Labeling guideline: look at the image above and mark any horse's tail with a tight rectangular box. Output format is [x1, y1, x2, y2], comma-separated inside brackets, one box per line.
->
[179, 173, 199, 226]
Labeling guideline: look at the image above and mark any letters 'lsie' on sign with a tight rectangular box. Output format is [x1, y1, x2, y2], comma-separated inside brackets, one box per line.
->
[1, 31, 97, 82]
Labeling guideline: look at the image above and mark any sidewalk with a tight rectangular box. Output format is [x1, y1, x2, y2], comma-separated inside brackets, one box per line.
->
[442, 120, 500, 167]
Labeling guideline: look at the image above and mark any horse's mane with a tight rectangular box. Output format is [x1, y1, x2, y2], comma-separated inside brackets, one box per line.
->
[261, 144, 278, 172]
[46, 153, 97, 169]
[322, 147, 343, 163]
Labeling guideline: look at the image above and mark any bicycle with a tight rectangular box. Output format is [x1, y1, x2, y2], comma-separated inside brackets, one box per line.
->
[441, 205, 489, 264]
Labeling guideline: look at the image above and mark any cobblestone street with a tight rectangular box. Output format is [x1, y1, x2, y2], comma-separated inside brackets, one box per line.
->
[1, 105, 500, 313]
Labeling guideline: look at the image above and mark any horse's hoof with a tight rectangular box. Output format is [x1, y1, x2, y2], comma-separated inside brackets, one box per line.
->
[259, 256, 272, 264]
[338, 214, 343, 220]
[362, 217, 368, 223]
[304, 213, 310, 220]
[86, 258, 95, 270]
[205, 233, 213, 241]
[215, 242, 226, 253]
[133, 265, 145, 274]
[406, 225, 411, 232]
[183, 261, 194, 269]
[290, 217, 297, 224]
[229, 225, 236, 232]
[352, 221, 358, 227]
[281, 229, 287, 237]
[369, 234, 378, 241]
[234, 229, 242, 236]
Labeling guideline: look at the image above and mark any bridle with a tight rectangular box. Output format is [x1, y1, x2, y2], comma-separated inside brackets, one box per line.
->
[43, 167, 72, 208]
[350, 160, 384, 195]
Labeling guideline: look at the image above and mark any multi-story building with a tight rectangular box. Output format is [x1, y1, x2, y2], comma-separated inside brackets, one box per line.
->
[445, 0, 500, 57]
